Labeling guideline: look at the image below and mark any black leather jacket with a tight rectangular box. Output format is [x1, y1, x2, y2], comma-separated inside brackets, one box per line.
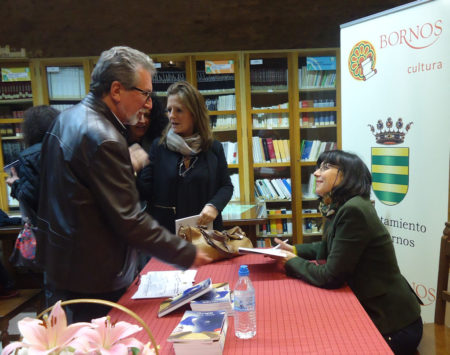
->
[36, 93, 196, 293]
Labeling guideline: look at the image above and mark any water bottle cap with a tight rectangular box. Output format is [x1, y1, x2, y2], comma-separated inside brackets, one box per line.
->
[238, 265, 249, 276]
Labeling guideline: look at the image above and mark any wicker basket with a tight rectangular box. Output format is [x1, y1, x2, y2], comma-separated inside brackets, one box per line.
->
[38, 298, 159, 355]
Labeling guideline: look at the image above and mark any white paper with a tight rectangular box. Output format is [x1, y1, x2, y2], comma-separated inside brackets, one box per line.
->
[132, 270, 197, 299]
[175, 214, 213, 234]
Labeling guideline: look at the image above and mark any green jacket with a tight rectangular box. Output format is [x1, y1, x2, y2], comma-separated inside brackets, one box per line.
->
[285, 196, 420, 335]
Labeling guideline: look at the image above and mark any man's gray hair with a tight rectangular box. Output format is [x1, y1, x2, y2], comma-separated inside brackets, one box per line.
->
[90, 46, 155, 97]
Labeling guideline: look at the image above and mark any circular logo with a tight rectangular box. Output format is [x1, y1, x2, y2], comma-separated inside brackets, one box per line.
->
[348, 41, 377, 81]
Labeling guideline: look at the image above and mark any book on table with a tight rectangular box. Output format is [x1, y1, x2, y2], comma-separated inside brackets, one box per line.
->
[158, 278, 213, 317]
[190, 282, 233, 315]
[238, 246, 287, 257]
[168, 310, 228, 355]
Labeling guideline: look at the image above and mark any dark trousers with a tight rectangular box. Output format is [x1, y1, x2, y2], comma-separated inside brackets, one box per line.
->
[383, 317, 423, 355]
[44, 279, 126, 323]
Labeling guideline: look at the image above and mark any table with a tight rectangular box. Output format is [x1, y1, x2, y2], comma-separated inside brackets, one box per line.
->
[109, 254, 393, 354]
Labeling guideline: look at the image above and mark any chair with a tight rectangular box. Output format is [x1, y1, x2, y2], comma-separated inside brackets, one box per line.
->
[435, 221, 450, 325]
[0, 288, 43, 347]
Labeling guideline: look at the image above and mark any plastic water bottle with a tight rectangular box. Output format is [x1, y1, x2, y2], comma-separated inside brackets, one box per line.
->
[233, 265, 256, 339]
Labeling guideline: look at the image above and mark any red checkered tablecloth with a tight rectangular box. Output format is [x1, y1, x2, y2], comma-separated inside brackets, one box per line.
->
[109, 254, 393, 354]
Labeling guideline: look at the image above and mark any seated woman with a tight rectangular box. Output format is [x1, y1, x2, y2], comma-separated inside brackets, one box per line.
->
[272, 150, 422, 355]
[138, 81, 233, 233]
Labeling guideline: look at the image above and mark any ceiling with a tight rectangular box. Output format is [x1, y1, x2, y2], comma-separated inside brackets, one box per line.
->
[0, 0, 414, 58]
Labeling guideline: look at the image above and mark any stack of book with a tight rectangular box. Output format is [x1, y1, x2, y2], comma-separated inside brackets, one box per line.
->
[168, 310, 228, 355]
[190, 282, 233, 315]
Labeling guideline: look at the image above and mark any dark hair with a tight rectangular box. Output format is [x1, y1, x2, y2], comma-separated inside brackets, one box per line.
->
[90, 46, 155, 97]
[140, 93, 168, 151]
[317, 150, 372, 205]
[161, 81, 213, 151]
[22, 105, 60, 146]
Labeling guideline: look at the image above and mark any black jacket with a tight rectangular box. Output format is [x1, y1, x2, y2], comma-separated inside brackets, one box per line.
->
[138, 139, 233, 233]
[36, 93, 196, 293]
[10, 143, 42, 223]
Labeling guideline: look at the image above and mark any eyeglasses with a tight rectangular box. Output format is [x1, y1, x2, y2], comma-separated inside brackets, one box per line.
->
[317, 162, 340, 172]
[131, 87, 152, 102]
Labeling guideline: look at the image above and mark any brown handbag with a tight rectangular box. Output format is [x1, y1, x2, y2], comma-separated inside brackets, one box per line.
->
[178, 225, 253, 261]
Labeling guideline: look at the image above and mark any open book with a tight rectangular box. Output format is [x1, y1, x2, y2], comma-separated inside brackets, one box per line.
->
[158, 278, 213, 317]
[238, 246, 287, 257]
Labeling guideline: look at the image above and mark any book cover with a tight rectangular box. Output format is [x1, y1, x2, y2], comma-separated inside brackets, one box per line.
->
[283, 139, 290, 161]
[261, 138, 270, 162]
[191, 283, 230, 305]
[266, 138, 277, 162]
[167, 310, 227, 342]
[273, 139, 282, 162]
[158, 278, 213, 317]
[190, 283, 233, 314]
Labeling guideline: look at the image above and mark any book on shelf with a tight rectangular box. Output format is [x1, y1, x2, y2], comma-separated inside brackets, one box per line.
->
[168, 310, 228, 355]
[230, 173, 240, 201]
[158, 278, 213, 317]
[266, 138, 277, 163]
[190, 282, 233, 315]
[261, 138, 270, 162]
[282, 139, 290, 161]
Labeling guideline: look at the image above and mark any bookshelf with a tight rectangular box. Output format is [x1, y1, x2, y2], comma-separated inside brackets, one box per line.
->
[0, 59, 40, 211]
[0, 49, 341, 245]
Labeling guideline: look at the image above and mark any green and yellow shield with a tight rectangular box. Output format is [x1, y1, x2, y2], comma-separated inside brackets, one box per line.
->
[371, 147, 409, 206]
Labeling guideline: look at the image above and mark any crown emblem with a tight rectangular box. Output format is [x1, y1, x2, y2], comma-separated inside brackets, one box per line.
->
[368, 118, 413, 145]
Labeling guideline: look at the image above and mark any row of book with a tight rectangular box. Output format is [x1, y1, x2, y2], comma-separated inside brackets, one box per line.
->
[250, 68, 288, 90]
[300, 99, 335, 108]
[0, 123, 21, 136]
[298, 67, 336, 89]
[0, 82, 33, 100]
[221, 141, 238, 165]
[252, 137, 290, 164]
[252, 102, 288, 110]
[205, 94, 236, 111]
[47, 67, 85, 99]
[2, 140, 25, 165]
[260, 209, 293, 236]
[300, 113, 337, 127]
[254, 178, 292, 200]
[229, 173, 240, 201]
[211, 115, 236, 131]
[300, 140, 337, 162]
[197, 71, 235, 91]
[302, 173, 317, 199]
[252, 114, 289, 129]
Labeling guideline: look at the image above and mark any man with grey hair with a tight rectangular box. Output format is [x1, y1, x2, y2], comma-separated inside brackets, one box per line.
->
[37, 46, 211, 322]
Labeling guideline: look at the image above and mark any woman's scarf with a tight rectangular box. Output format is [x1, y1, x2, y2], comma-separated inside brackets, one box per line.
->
[166, 128, 202, 156]
[319, 192, 337, 217]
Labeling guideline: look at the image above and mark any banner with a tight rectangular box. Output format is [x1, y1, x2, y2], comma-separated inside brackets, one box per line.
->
[341, 0, 450, 322]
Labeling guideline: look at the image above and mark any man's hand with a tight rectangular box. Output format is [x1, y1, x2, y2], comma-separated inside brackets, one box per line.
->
[274, 237, 294, 253]
[197, 204, 218, 226]
[6, 167, 19, 186]
[129, 143, 150, 173]
[192, 249, 212, 267]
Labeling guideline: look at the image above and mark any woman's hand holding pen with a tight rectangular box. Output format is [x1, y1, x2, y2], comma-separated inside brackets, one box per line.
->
[274, 237, 294, 253]
[271, 238, 297, 266]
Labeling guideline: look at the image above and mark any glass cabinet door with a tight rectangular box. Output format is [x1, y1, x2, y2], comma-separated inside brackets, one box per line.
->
[194, 56, 242, 202]
[248, 55, 293, 246]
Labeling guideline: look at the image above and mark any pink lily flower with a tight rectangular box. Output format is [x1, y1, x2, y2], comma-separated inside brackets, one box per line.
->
[1, 301, 90, 355]
[76, 316, 144, 355]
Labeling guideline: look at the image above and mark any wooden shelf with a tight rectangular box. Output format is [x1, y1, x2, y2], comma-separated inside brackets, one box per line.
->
[0, 99, 33, 104]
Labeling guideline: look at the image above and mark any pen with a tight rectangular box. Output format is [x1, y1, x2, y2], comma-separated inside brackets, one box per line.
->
[273, 238, 289, 249]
